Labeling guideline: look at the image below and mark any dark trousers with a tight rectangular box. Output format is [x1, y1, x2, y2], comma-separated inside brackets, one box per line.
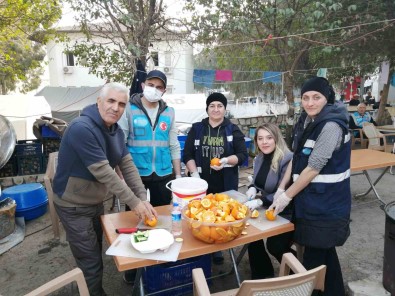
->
[125, 173, 173, 210]
[303, 246, 345, 296]
[248, 231, 295, 279]
[55, 203, 105, 296]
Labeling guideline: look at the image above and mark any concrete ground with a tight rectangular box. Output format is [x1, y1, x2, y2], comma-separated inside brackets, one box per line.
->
[0, 163, 394, 296]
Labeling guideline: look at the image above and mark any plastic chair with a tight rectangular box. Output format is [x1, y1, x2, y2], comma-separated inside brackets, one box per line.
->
[192, 253, 326, 296]
[43, 152, 60, 238]
[362, 122, 395, 153]
[24, 268, 89, 296]
[349, 128, 368, 149]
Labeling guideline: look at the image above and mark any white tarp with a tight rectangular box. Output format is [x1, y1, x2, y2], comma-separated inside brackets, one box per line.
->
[162, 93, 207, 124]
[0, 95, 52, 140]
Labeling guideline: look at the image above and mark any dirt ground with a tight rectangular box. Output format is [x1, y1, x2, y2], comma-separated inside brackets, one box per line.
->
[0, 166, 394, 296]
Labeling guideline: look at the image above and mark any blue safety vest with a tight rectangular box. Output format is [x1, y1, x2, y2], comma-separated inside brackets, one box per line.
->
[127, 104, 174, 177]
[350, 111, 372, 128]
[292, 119, 352, 220]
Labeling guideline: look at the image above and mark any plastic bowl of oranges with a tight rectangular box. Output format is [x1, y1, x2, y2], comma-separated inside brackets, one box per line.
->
[182, 193, 250, 244]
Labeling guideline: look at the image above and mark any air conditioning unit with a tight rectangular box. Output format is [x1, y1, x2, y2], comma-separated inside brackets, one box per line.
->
[63, 66, 73, 74]
[163, 67, 173, 75]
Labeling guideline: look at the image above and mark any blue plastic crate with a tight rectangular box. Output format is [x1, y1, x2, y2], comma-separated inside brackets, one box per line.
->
[16, 155, 45, 175]
[15, 140, 42, 156]
[41, 126, 61, 138]
[143, 255, 211, 296]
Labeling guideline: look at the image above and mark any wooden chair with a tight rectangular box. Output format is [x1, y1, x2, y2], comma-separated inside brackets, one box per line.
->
[43, 152, 60, 238]
[25, 268, 89, 296]
[362, 122, 395, 153]
[349, 128, 368, 149]
[192, 253, 326, 296]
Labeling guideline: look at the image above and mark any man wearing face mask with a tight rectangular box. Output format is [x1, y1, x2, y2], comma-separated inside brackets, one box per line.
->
[118, 70, 182, 284]
[119, 70, 181, 208]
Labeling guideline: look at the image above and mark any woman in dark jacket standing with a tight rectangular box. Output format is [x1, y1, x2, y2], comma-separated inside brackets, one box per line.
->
[183, 92, 247, 263]
[244, 123, 294, 279]
[270, 77, 351, 295]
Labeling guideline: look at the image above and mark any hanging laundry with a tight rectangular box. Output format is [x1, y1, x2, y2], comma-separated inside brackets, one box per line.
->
[215, 70, 233, 81]
[193, 69, 216, 88]
[262, 71, 282, 84]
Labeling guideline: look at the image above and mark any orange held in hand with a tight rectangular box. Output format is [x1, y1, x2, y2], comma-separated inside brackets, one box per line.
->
[144, 216, 158, 227]
[265, 209, 276, 221]
[210, 158, 221, 166]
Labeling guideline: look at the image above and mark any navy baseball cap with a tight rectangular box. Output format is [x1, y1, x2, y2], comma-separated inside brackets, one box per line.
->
[146, 70, 167, 88]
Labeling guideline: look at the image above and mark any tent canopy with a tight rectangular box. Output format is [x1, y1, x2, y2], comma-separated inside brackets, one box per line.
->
[35, 86, 102, 122]
[0, 95, 52, 140]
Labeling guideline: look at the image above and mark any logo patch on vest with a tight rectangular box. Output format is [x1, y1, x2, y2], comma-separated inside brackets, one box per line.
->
[302, 148, 312, 155]
[159, 121, 168, 131]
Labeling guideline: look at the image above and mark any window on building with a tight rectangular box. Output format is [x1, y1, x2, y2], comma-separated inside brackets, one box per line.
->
[65, 52, 75, 66]
[165, 52, 171, 66]
[151, 52, 159, 66]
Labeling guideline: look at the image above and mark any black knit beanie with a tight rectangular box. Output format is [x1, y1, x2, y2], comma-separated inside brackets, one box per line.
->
[206, 93, 227, 112]
[301, 77, 335, 104]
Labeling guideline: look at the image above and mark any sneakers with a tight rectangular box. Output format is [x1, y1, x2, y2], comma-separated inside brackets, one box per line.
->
[212, 251, 224, 265]
[122, 270, 136, 285]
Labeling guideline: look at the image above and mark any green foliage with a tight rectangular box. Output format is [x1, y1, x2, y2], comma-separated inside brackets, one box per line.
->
[65, 0, 182, 84]
[187, 0, 395, 110]
[0, 0, 62, 93]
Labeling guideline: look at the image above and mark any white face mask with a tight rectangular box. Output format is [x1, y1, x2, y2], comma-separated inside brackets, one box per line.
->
[143, 86, 162, 102]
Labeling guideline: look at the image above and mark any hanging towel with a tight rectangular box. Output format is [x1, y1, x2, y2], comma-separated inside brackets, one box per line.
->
[262, 71, 282, 84]
[215, 70, 233, 81]
[193, 69, 216, 88]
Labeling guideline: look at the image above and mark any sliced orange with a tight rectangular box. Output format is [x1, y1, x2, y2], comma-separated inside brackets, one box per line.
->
[251, 209, 260, 218]
[191, 220, 202, 228]
[239, 204, 248, 215]
[265, 209, 276, 221]
[199, 226, 211, 238]
[205, 193, 215, 200]
[189, 200, 202, 209]
[201, 198, 212, 209]
[215, 193, 228, 201]
[202, 210, 216, 223]
[231, 207, 239, 219]
[225, 214, 235, 222]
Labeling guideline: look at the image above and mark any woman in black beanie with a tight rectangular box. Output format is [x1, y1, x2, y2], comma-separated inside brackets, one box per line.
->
[270, 76, 351, 295]
[183, 92, 248, 264]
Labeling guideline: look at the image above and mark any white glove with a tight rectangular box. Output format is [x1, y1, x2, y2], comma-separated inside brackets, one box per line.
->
[211, 157, 228, 171]
[246, 187, 257, 201]
[244, 199, 263, 211]
[272, 188, 285, 203]
[191, 171, 200, 178]
[268, 192, 292, 216]
[175, 175, 182, 179]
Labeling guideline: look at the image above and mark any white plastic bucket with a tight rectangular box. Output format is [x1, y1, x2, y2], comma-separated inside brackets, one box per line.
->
[166, 177, 208, 208]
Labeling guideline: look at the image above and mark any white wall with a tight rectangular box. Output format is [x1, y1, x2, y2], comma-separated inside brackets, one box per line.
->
[46, 29, 194, 94]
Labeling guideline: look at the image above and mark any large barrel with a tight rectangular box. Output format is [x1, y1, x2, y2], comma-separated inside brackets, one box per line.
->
[383, 201, 395, 294]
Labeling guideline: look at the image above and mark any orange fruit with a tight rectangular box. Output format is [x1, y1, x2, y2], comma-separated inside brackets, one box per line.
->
[251, 209, 260, 218]
[210, 158, 221, 166]
[188, 200, 202, 209]
[265, 209, 276, 221]
[199, 226, 211, 238]
[202, 210, 216, 223]
[144, 216, 158, 227]
[231, 207, 239, 219]
[201, 198, 212, 209]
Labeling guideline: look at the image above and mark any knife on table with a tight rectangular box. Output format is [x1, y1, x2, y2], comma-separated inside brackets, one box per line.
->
[115, 227, 151, 234]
